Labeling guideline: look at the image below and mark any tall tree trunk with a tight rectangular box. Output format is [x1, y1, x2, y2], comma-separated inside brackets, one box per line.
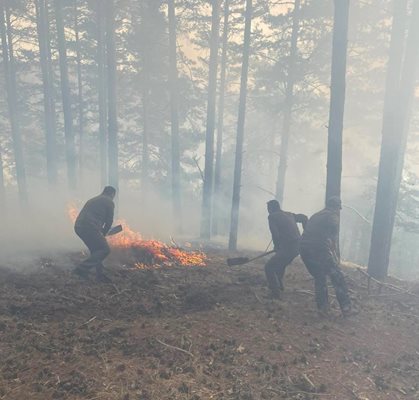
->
[275, 0, 300, 204]
[228, 0, 252, 251]
[54, 0, 76, 190]
[1, 3, 27, 203]
[141, 63, 150, 203]
[106, 0, 118, 191]
[35, 0, 57, 185]
[368, 0, 419, 279]
[325, 0, 350, 201]
[74, 0, 84, 181]
[96, 0, 107, 187]
[213, 0, 229, 236]
[0, 147, 4, 203]
[200, 0, 221, 240]
[168, 0, 182, 232]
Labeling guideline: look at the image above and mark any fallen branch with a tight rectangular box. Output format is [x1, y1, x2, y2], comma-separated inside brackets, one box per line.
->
[156, 338, 194, 358]
[357, 268, 419, 299]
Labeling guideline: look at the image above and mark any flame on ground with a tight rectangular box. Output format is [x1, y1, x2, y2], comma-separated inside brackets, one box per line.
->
[68, 203, 206, 267]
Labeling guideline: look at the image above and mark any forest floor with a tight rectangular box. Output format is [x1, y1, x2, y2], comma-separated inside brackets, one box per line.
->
[1, 248, 419, 400]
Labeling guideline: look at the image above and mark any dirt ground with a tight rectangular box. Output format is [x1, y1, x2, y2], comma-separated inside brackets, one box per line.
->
[1, 249, 419, 400]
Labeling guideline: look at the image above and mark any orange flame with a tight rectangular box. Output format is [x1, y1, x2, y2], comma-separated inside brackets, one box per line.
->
[68, 204, 206, 267]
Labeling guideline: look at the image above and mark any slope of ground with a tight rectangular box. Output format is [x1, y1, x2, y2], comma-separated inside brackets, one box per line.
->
[0, 250, 419, 399]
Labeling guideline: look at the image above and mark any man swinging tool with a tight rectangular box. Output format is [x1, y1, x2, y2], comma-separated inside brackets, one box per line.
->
[265, 200, 308, 298]
[74, 186, 116, 283]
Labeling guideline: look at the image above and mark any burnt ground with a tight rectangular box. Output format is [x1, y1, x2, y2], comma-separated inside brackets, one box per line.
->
[1, 250, 419, 399]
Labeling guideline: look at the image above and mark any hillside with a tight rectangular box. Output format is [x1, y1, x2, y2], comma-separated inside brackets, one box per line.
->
[0, 250, 418, 399]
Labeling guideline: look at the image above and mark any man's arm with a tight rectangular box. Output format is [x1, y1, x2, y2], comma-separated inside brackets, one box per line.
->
[294, 213, 308, 230]
[103, 202, 115, 235]
[268, 216, 281, 250]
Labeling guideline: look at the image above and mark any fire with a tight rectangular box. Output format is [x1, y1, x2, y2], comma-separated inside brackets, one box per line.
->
[68, 204, 206, 267]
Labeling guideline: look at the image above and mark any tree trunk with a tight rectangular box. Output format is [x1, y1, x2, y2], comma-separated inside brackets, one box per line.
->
[74, 0, 84, 181]
[35, 0, 57, 186]
[168, 0, 182, 232]
[0, 147, 4, 203]
[275, 0, 300, 204]
[54, 0, 77, 190]
[106, 0, 118, 191]
[228, 0, 252, 251]
[200, 0, 221, 240]
[213, 0, 229, 236]
[325, 0, 350, 201]
[368, 0, 419, 279]
[96, 0, 107, 187]
[1, 3, 27, 203]
[141, 64, 150, 203]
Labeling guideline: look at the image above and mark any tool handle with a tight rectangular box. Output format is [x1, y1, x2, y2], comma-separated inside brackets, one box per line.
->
[247, 250, 275, 263]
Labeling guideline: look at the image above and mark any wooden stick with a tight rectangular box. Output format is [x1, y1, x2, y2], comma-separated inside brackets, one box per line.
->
[156, 338, 194, 358]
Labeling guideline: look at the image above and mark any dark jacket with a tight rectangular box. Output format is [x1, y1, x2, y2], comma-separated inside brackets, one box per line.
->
[268, 210, 307, 253]
[301, 208, 339, 254]
[75, 194, 114, 234]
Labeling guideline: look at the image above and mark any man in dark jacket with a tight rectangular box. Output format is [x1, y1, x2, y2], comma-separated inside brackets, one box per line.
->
[74, 186, 116, 282]
[300, 196, 352, 316]
[265, 200, 308, 298]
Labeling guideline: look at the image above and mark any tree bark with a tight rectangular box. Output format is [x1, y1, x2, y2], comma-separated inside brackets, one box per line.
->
[74, 0, 84, 181]
[35, 0, 58, 186]
[200, 0, 221, 240]
[1, 2, 27, 203]
[96, 0, 107, 187]
[228, 0, 252, 251]
[275, 0, 300, 204]
[0, 147, 4, 203]
[368, 0, 419, 279]
[106, 0, 118, 191]
[168, 0, 182, 232]
[141, 63, 150, 202]
[54, 0, 77, 190]
[325, 0, 350, 201]
[213, 0, 229, 236]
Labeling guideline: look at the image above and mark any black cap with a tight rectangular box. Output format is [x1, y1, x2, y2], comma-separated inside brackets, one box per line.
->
[102, 186, 116, 196]
[267, 199, 280, 211]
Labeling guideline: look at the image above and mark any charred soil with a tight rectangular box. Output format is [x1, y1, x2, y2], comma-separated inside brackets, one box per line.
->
[0, 251, 419, 399]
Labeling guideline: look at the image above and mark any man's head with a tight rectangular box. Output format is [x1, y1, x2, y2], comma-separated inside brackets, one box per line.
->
[102, 186, 116, 199]
[326, 196, 342, 211]
[267, 199, 280, 214]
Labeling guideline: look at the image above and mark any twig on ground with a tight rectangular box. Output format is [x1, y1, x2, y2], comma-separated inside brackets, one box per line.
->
[156, 338, 195, 358]
[112, 284, 120, 294]
[78, 316, 97, 328]
[303, 373, 316, 390]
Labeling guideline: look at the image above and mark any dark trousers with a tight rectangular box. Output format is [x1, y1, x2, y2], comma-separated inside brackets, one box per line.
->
[265, 250, 298, 295]
[300, 247, 351, 312]
[75, 226, 110, 272]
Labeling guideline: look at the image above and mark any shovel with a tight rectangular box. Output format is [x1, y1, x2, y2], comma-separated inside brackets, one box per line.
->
[106, 224, 123, 236]
[227, 250, 275, 267]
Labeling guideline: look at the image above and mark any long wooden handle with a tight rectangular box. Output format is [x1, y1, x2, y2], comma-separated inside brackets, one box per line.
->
[247, 250, 275, 263]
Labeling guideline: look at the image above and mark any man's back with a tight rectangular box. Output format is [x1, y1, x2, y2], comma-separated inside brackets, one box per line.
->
[75, 194, 114, 231]
[301, 208, 339, 250]
[268, 210, 301, 251]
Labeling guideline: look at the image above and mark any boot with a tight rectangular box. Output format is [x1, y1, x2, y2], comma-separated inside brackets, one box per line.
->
[341, 304, 358, 318]
[73, 265, 90, 279]
[96, 265, 112, 283]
